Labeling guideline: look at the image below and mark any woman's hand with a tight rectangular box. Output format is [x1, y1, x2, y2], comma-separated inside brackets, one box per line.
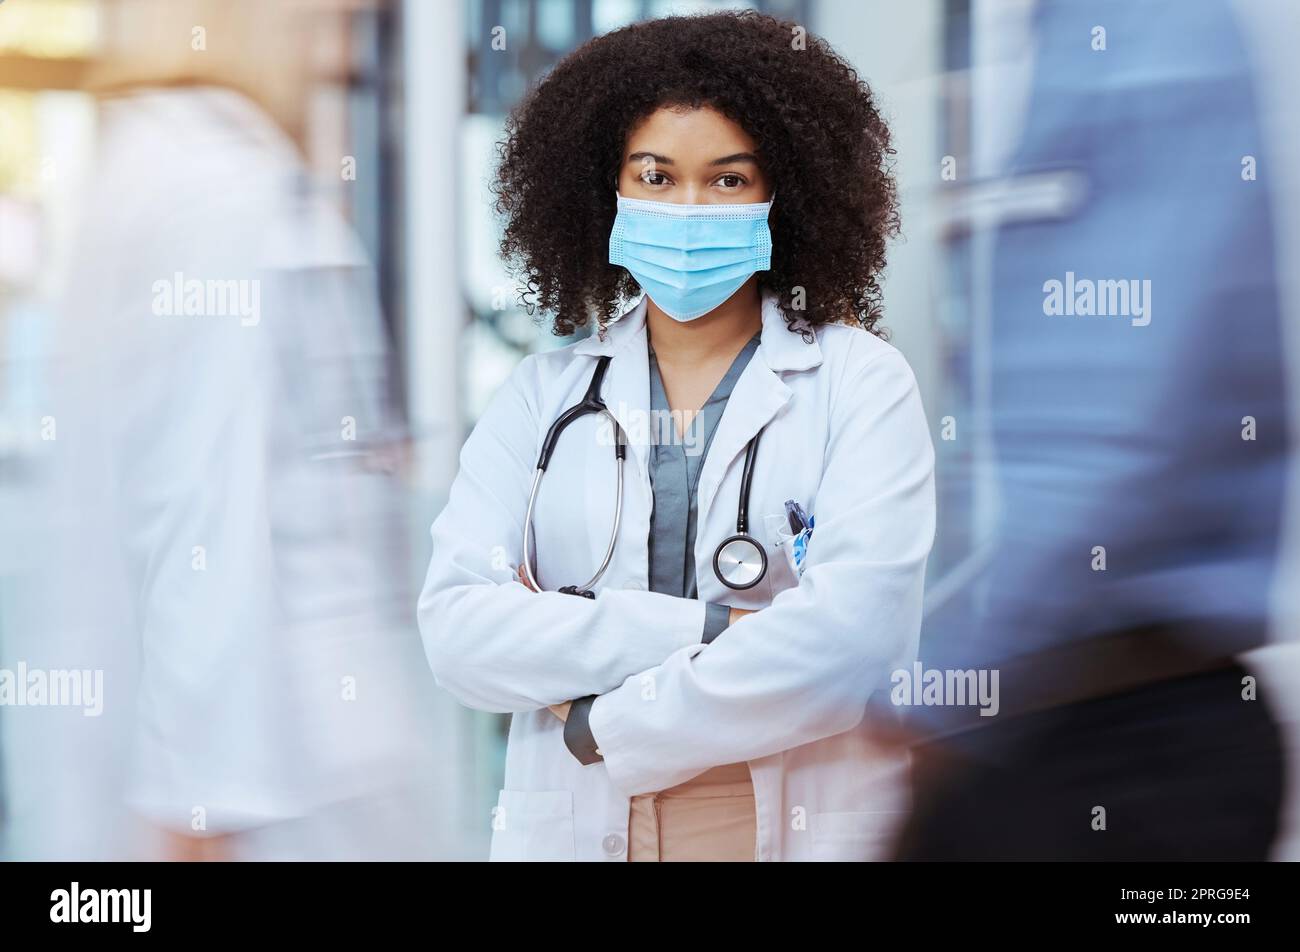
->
[729, 606, 756, 625]
[149, 825, 235, 862]
[548, 701, 572, 722]
[516, 563, 540, 592]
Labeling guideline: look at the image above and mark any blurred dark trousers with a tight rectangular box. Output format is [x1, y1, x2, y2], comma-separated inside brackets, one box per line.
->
[893, 662, 1284, 861]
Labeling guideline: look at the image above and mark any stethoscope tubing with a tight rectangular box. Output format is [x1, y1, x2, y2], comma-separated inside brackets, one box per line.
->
[522, 353, 766, 596]
[521, 407, 625, 595]
[711, 427, 766, 590]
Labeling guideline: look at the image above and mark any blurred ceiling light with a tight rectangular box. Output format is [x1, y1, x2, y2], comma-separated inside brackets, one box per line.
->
[0, 0, 100, 58]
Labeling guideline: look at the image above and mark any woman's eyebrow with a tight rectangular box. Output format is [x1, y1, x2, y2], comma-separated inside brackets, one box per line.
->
[625, 150, 759, 166]
[628, 151, 674, 165]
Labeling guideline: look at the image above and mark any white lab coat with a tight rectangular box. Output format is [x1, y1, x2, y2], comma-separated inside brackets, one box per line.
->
[419, 290, 936, 861]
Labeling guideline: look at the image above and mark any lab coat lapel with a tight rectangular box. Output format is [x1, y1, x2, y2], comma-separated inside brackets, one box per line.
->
[694, 360, 789, 535]
[572, 297, 653, 585]
[573, 295, 653, 478]
[696, 291, 822, 534]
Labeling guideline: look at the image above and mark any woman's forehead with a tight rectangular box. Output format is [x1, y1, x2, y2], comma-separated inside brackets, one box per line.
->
[624, 106, 757, 162]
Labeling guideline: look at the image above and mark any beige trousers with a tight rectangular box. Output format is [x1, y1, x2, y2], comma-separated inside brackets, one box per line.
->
[626, 761, 756, 862]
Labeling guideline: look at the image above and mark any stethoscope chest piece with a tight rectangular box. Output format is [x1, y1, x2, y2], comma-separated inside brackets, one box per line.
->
[710, 423, 768, 591]
[713, 532, 767, 590]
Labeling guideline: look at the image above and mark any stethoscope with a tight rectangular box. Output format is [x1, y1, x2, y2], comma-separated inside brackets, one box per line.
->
[521, 354, 768, 598]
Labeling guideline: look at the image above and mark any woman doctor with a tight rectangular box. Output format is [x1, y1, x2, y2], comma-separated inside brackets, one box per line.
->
[418, 10, 936, 861]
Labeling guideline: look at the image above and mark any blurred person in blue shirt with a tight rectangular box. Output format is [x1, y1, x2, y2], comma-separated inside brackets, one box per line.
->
[896, 0, 1289, 860]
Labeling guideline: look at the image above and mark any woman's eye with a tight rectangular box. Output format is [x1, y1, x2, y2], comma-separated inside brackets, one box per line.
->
[717, 174, 746, 188]
[641, 170, 669, 186]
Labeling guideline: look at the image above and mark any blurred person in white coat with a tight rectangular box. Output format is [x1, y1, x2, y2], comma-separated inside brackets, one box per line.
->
[418, 12, 936, 861]
[0, 0, 438, 860]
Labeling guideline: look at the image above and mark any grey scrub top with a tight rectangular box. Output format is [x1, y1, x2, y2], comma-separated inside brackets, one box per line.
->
[563, 329, 763, 766]
[647, 330, 763, 619]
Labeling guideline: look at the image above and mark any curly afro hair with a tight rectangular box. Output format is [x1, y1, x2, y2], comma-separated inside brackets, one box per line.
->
[492, 9, 900, 339]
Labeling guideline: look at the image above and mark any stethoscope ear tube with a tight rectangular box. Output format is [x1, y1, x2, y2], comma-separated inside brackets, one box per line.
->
[536, 355, 624, 471]
[522, 356, 626, 596]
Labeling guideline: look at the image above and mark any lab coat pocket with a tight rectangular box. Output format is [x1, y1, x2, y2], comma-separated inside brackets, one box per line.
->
[809, 811, 906, 862]
[489, 790, 576, 862]
[763, 512, 800, 596]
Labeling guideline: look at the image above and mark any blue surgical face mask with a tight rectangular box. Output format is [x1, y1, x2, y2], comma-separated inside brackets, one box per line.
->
[608, 192, 774, 322]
